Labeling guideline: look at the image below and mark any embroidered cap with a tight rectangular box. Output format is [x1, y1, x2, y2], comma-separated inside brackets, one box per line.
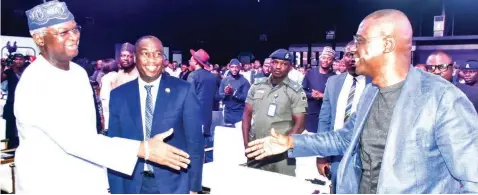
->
[120, 42, 135, 53]
[269, 49, 293, 63]
[25, 0, 75, 31]
[320, 46, 336, 58]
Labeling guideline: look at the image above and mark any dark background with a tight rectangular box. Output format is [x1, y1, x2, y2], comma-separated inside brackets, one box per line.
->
[2, 0, 478, 64]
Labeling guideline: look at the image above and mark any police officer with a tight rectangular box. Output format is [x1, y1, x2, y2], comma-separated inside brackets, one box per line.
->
[456, 60, 478, 112]
[242, 49, 307, 176]
[217, 59, 251, 126]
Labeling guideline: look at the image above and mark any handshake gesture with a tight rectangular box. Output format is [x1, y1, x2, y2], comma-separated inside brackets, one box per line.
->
[245, 128, 294, 160]
[138, 128, 190, 170]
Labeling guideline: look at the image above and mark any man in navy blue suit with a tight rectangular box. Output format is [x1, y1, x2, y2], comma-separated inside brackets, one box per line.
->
[107, 36, 204, 194]
[316, 41, 371, 193]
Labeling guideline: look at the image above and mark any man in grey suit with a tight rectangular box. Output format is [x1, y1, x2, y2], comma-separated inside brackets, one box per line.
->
[246, 9, 478, 193]
[315, 40, 371, 193]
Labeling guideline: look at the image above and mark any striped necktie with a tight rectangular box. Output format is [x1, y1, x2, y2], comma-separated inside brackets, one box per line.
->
[144, 85, 154, 172]
[344, 77, 357, 122]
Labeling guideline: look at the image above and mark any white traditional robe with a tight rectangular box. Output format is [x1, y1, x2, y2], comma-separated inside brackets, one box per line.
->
[14, 55, 140, 193]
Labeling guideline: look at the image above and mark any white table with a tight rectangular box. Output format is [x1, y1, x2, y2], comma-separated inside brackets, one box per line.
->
[202, 162, 330, 194]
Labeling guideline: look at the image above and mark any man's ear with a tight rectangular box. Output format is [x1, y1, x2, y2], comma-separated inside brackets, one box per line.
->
[383, 36, 396, 54]
[32, 33, 45, 47]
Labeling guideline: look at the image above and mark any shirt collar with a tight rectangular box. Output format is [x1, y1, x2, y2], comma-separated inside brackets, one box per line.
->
[138, 75, 162, 89]
[266, 75, 290, 86]
[346, 73, 365, 82]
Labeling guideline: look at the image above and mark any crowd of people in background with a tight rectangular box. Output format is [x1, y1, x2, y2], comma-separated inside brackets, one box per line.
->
[3, 0, 478, 193]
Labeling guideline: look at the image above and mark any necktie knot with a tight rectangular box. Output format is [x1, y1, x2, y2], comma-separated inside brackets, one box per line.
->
[144, 85, 153, 93]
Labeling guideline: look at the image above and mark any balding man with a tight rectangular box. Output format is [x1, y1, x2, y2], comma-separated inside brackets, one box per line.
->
[246, 9, 478, 193]
[425, 51, 455, 82]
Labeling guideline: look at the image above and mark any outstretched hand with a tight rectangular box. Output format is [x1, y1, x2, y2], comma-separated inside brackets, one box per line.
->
[147, 128, 191, 170]
[245, 128, 293, 160]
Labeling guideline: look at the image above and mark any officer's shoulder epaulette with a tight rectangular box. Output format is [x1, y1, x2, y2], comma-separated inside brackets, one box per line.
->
[254, 77, 267, 85]
[287, 80, 302, 92]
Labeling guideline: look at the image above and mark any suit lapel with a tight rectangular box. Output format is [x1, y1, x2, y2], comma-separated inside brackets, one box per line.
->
[128, 78, 144, 141]
[334, 73, 348, 102]
[151, 75, 172, 135]
[377, 68, 427, 190]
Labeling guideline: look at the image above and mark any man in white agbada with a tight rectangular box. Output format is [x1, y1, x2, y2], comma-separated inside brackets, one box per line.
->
[14, 1, 191, 193]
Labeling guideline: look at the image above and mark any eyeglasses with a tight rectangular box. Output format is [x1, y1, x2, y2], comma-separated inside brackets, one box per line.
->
[48, 25, 82, 38]
[426, 64, 452, 72]
[353, 34, 389, 46]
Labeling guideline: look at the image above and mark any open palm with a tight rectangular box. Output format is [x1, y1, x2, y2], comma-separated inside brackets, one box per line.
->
[245, 128, 291, 160]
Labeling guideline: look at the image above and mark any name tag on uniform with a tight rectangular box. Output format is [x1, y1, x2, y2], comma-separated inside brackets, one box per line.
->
[267, 103, 277, 117]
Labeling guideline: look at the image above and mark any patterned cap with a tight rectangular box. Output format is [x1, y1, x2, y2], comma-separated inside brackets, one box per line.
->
[462, 60, 478, 70]
[269, 49, 293, 63]
[120, 42, 135, 53]
[320, 46, 336, 58]
[25, 0, 75, 31]
[229, 58, 241, 66]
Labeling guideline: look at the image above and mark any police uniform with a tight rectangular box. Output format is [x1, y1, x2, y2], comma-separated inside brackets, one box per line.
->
[456, 60, 478, 112]
[245, 49, 308, 176]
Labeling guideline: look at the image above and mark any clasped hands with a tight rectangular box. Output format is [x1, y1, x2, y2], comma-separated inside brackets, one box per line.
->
[311, 89, 323, 100]
[139, 128, 190, 171]
[224, 84, 233, 95]
[245, 128, 294, 160]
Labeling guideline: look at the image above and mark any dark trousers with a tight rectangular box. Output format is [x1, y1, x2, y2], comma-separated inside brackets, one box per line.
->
[140, 174, 160, 194]
[204, 136, 214, 163]
[5, 118, 19, 149]
[305, 113, 319, 133]
[330, 155, 343, 194]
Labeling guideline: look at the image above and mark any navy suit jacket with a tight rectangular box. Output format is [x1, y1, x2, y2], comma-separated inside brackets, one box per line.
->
[107, 75, 204, 194]
[318, 73, 372, 133]
[187, 68, 218, 136]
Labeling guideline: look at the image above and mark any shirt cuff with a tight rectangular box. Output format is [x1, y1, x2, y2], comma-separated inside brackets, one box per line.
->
[245, 99, 253, 105]
[287, 134, 321, 158]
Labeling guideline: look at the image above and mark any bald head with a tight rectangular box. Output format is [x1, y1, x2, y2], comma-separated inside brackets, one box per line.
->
[135, 35, 163, 51]
[360, 9, 413, 51]
[426, 51, 452, 65]
[426, 51, 454, 82]
[354, 9, 413, 87]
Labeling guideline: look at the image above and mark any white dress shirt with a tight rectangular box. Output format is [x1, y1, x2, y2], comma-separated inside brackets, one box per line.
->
[165, 67, 180, 78]
[14, 56, 140, 193]
[137, 76, 161, 170]
[333, 74, 366, 130]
